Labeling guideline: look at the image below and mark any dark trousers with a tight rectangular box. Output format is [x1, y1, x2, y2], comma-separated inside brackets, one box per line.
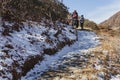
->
[72, 19, 78, 28]
[80, 23, 84, 29]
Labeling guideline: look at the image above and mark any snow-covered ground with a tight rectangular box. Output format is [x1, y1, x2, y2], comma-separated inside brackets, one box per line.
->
[1, 18, 119, 80]
[21, 30, 100, 80]
[0, 19, 77, 80]
[110, 75, 120, 80]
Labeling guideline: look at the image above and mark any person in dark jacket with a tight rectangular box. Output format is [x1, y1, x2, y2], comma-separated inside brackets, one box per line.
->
[72, 10, 79, 28]
[80, 15, 84, 30]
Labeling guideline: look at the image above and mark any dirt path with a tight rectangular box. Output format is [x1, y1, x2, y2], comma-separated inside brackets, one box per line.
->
[37, 31, 120, 80]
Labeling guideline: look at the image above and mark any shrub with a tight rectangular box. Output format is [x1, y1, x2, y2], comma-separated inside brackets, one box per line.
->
[1, 0, 68, 22]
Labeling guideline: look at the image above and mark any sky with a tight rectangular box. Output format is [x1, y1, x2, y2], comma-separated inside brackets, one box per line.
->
[63, 0, 120, 24]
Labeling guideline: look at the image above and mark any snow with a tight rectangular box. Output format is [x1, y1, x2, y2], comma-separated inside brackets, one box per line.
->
[1, 19, 119, 80]
[21, 30, 100, 80]
[110, 75, 120, 80]
[0, 20, 77, 80]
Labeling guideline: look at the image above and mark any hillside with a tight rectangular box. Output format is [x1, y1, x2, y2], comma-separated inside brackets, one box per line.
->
[0, 0, 78, 80]
[0, 0, 68, 22]
[96, 11, 120, 80]
[0, 19, 77, 80]
[2, 0, 119, 80]
[20, 12, 120, 80]
[100, 11, 120, 30]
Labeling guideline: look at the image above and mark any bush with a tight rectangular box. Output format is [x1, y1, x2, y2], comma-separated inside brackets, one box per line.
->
[1, 0, 68, 22]
[84, 19, 99, 30]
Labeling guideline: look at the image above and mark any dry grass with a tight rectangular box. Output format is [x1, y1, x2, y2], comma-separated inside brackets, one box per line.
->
[53, 33, 120, 80]
[67, 30, 120, 80]
[42, 34, 120, 80]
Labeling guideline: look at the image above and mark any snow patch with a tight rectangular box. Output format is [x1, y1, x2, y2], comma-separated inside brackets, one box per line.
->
[21, 30, 100, 80]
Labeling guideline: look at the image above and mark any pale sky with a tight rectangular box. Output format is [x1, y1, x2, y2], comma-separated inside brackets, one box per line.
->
[63, 0, 120, 24]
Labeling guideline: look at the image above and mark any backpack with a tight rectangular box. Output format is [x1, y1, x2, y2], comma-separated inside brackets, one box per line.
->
[80, 17, 84, 23]
[72, 12, 77, 18]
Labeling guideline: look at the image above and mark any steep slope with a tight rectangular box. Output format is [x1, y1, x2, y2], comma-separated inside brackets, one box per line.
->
[100, 11, 120, 29]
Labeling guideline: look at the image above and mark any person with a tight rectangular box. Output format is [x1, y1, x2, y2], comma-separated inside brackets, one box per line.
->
[72, 10, 78, 28]
[80, 15, 84, 30]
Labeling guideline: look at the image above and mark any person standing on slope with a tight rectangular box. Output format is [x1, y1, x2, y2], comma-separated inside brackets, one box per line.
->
[80, 15, 84, 30]
[72, 10, 79, 28]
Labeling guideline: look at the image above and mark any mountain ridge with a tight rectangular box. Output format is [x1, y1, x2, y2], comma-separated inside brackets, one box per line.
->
[100, 11, 120, 29]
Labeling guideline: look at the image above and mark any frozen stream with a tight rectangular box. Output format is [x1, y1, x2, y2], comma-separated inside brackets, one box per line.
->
[21, 30, 99, 80]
